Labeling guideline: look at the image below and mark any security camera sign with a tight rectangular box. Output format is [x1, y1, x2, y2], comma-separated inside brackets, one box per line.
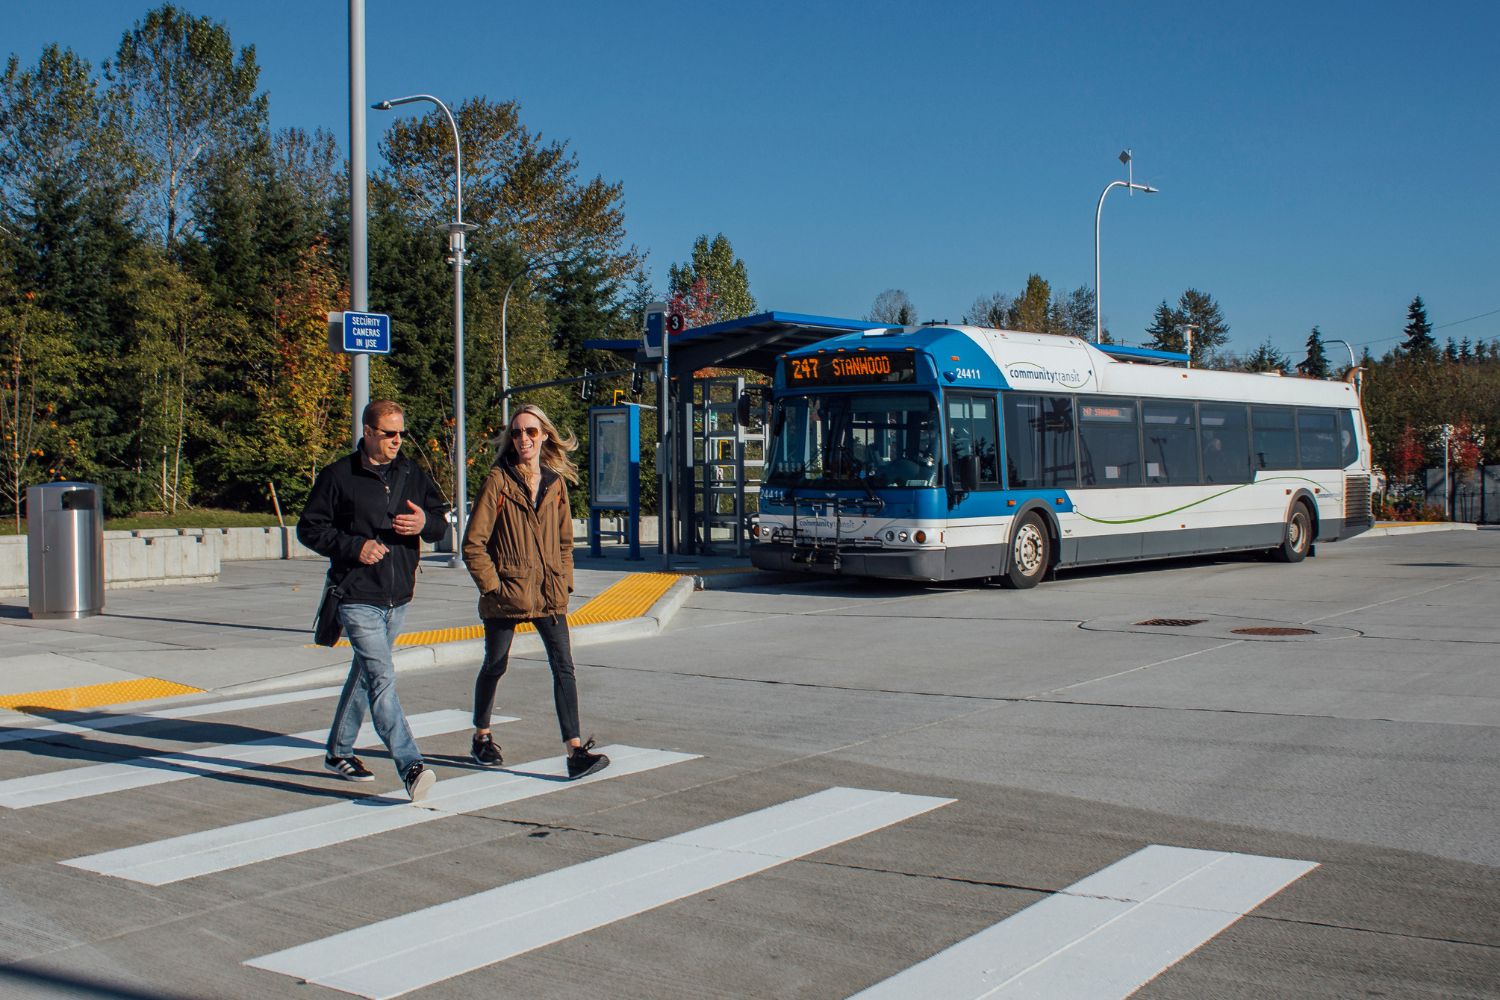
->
[334, 311, 391, 354]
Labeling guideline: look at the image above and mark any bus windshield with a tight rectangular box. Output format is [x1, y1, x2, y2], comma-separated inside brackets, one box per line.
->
[767, 391, 941, 489]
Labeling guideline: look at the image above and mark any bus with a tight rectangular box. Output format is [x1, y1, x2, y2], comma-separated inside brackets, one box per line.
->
[749, 324, 1372, 587]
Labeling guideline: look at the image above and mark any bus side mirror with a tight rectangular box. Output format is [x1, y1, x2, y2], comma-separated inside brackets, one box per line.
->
[957, 454, 980, 493]
[736, 392, 753, 426]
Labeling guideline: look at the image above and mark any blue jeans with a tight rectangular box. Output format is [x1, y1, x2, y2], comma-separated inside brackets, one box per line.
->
[327, 602, 421, 777]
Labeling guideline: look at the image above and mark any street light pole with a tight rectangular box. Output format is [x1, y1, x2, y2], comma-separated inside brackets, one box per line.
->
[373, 94, 474, 568]
[500, 257, 567, 425]
[1094, 150, 1159, 343]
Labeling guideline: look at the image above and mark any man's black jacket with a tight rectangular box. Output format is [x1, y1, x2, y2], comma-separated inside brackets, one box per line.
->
[297, 448, 450, 607]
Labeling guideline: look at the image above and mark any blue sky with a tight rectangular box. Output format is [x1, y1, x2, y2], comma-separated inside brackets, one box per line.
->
[8, 1, 1498, 361]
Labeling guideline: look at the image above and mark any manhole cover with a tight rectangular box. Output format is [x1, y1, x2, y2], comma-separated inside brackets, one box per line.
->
[1135, 618, 1206, 627]
[1231, 626, 1316, 636]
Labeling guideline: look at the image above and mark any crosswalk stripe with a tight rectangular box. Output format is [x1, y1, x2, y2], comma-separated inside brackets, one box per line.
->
[847, 844, 1317, 999]
[246, 786, 954, 999]
[0, 686, 345, 747]
[0, 709, 482, 810]
[64, 745, 698, 885]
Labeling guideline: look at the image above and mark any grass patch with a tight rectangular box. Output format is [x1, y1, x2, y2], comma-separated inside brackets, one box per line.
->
[0, 509, 285, 536]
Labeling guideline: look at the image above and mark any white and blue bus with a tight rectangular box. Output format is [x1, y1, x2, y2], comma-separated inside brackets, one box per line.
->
[750, 325, 1372, 587]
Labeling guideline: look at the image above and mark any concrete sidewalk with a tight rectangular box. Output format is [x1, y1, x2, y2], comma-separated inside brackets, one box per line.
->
[0, 546, 782, 721]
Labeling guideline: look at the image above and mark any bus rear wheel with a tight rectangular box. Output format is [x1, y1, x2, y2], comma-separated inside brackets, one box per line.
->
[1001, 513, 1050, 589]
[1273, 501, 1313, 563]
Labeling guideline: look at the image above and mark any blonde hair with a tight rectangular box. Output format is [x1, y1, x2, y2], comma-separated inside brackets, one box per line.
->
[497, 403, 580, 484]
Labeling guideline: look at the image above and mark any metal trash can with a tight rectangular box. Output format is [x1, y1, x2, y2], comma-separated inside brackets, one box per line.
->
[27, 482, 105, 619]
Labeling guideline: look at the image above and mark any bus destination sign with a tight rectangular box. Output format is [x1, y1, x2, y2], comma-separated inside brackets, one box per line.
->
[787, 351, 916, 386]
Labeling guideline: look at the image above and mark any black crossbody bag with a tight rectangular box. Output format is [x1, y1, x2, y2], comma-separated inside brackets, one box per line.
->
[312, 461, 411, 647]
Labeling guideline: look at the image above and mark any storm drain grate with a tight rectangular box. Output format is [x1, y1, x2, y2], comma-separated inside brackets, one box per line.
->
[1135, 618, 1207, 627]
[1231, 626, 1317, 637]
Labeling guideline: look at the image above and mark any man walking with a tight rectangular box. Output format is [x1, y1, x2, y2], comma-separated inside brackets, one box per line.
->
[297, 400, 450, 801]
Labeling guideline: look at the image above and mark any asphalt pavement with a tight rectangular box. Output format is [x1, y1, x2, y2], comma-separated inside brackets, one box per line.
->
[0, 526, 1495, 999]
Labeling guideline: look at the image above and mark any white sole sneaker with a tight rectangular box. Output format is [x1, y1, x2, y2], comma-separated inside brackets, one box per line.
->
[406, 767, 436, 803]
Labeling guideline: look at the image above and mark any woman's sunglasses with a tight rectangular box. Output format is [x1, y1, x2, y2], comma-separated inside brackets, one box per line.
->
[511, 426, 544, 439]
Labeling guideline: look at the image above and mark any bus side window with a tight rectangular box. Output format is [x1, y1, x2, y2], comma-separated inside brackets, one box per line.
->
[1251, 405, 1297, 470]
[1042, 396, 1077, 487]
[1004, 394, 1042, 488]
[1338, 410, 1360, 467]
[1200, 403, 1251, 484]
[1297, 408, 1340, 468]
[1142, 401, 1199, 484]
[947, 394, 1000, 487]
[1078, 398, 1141, 486]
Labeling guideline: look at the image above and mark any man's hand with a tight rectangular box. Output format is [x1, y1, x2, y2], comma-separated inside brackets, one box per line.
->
[392, 499, 426, 536]
[359, 538, 390, 564]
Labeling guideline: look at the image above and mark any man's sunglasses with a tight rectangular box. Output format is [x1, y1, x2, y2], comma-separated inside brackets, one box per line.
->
[369, 427, 404, 440]
[511, 426, 544, 439]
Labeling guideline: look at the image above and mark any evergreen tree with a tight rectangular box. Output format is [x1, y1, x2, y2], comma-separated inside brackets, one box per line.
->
[1300, 325, 1330, 379]
[1144, 289, 1228, 365]
[1144, 300, 1185, 352]
[1240, 338, 1291, 374]
[1009, 274, 1052, 333]
[1400, 295, 1437, 361]
[668, 233, 755, 324]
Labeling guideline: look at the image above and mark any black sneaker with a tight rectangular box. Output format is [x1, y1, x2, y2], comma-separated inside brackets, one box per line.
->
[470, 732, 503, 767]
[566, 738, 610, 780]
[404, 761, 436, 802]
[324, 755, 375, 782]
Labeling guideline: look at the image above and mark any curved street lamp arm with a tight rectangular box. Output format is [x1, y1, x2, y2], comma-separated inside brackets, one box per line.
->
[372, 94, 464, 225]
[1093, 179, 1160, 343]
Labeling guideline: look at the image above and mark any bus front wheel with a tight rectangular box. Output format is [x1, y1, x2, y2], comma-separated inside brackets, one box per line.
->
[1273, 502, 1313, 563]
[1001, 514, 1050, 589]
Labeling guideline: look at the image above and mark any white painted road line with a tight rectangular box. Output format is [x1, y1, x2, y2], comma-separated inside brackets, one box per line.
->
[246, 786, 954, 999]
[64, 745, 699, 885]
[848, 844, 1318, 999]
[0, 686, 345, 747]
[0, 709, 482, 809]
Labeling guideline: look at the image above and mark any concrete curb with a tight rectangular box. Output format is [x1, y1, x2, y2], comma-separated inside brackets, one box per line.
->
[216, 576, 699, 698]
[1362, 522, 1479, 537]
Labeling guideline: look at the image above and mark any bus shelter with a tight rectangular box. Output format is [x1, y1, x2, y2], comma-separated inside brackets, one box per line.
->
[587, 311, 879, 559]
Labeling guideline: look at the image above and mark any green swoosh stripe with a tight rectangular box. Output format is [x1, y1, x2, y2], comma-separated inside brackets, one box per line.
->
[1072, 476, 1331, 525]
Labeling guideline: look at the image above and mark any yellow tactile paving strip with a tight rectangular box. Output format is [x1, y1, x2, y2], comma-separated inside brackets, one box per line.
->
[0, 678, 204, 714]
[1, 573, 686, 716]
[340, 571, 684, 649]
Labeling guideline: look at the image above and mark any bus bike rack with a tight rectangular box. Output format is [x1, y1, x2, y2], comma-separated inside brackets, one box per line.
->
[785, 491, 885, 572]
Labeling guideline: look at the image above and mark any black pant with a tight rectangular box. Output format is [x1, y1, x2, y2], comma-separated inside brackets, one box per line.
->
[473, 615, 580, 742]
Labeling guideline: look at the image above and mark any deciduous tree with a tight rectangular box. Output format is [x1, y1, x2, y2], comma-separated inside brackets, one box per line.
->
[868, 288, 917, 326]
[108, 3, 266, 248]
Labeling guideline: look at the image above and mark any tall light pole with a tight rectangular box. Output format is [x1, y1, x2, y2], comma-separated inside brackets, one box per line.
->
[373, 94, 474, 567]
[1094, 149, 1159, 343]
[500, 257, 567, 424]
[347, 0, 369, 449]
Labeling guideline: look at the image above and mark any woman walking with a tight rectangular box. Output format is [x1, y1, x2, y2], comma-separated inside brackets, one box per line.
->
[461, 403, 608, 779]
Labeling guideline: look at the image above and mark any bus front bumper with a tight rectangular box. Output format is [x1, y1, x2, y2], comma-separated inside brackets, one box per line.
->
[749, 542, 946, 582]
